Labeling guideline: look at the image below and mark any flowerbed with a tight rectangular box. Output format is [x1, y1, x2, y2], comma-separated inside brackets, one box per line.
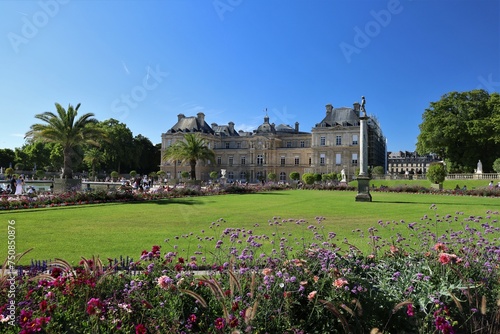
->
[1, 207, 500, 333]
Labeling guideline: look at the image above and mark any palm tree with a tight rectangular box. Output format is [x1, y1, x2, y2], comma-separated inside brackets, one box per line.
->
[162, 133, 215, 181]
[25, 103, 105, 179]
[83, 148, 105, 181]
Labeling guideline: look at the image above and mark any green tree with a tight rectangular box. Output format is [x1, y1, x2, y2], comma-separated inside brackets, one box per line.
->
[181, 171, 190, 180]
[132, 135, 160, 175]
[372, 166, 385, 176]
[25, 103, 104, 178]
[289, 172, 300, 181]
[110, 171, 119, 181]
[427, 162, 447, 184]
[209, 171, 219, 182]
[0, 149, 15, 169]
[96, 119, 134, 173]
[162, 133, 215, 180]
[129, 170, 138, 179]
[5, 167, 14, 177]
[302, 173, 315, 185]
[83, 148, 105, 181]
[267, 172, 277, 182]
[493, 158, 500, 173]
[417, 90, 500, 173]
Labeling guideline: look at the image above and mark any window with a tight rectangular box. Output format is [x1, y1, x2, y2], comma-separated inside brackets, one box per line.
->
[166, 139, 172, 147]
[286, 141, 292, 148]
[336, 136, 342, 145]
[294, 157, 300, 165]
[352, 153, 358, 166]
[236, 142, 241, 149]
[280, 156, 286, 166]
[240, 171, 246, 180]
[280, 172, 286, 181]
[320, 136, 326, 146]
[352, 134, 358, 145]
[257, 155, 263, 165]
[241, 156, 246, 165]
[228, 156, 233, 166]
[217, 156, 222, 165]
[308, 157, 312, 166]
[320, 153, 325, 166]
[336, 153, 341, 166]
[300, 140, 305, 148]
[225, 142, 230, 149]
[228, 171, 234, 180]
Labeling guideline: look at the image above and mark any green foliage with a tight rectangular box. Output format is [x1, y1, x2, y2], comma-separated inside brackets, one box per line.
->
[163, 133, 215, 180]
[129, 170, 137, 178]
[427, 162, 447, 184]
[181, 171, 190, 179]
[372, 165, 385, 175]
[110, 171, 119, 180]
[417, 90, 500, 172]
[493, 158, 500, 173]
[4, 167, 14, 176]
[35, 170, 46, 179]
[14, 162, 24, 170]
[313, 173, 322, 182]
[321, 173, 332, 182]
[25, 103, 105, 178]
[302, 173, 315, 185]
[209, 171, 219, 180]
[289, 171, 300, 181]
[267, 172, 277, 182]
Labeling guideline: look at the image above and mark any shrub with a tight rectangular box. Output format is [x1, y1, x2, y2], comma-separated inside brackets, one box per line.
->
[289, 172, 300, 181]
[427, 162, 447, 184]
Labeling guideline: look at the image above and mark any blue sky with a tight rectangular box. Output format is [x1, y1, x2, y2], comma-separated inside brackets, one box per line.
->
[0, 0, 498, 152]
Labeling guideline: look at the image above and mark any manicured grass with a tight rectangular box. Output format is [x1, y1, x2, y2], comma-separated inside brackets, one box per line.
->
[365, 178, 496, 190]
[2, 190, 498, 265]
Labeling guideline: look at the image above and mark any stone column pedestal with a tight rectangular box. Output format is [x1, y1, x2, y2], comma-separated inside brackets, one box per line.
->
[53, 178, 82, 193]
[355, 176, 372, 202]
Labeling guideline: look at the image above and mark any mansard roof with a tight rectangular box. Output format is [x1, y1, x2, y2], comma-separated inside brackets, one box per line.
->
[167, 113, 214, 134]
[212, 122, 240, 137]
[315, 106, 360, 128]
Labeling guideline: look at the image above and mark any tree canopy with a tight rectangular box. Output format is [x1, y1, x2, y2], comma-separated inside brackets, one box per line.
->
[417, 89, 500, 173]
[24, 103, 105, 178]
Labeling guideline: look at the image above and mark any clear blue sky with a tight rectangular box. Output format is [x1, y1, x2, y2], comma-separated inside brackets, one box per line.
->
[1, 0, 498, 152]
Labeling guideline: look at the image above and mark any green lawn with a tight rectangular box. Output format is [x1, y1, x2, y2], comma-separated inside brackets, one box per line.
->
[2, 190, 498, 265]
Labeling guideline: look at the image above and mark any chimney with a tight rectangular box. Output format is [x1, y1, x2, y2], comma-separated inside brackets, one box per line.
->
[325, 104, 333, 115]
[177, 113, 185, 122]
[353, 102, 360, 117]
[295, 122, 299, 133]
[197, 112, 205, 125]
[228, 121, 235, 132]
[211, 123, 218, 129]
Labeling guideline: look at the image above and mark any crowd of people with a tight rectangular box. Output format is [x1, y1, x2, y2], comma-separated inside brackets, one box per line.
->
[0, 174, 37, 196]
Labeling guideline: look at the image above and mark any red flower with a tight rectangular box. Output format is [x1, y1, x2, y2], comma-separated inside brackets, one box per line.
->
[135, 323, 147, 334]
[214, 317, 225, 330]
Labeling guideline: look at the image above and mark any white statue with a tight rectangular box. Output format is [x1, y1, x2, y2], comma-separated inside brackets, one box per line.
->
[360, 96, 366, 116]
[341, 169, 346, 182]
[476, 160, 483, 174]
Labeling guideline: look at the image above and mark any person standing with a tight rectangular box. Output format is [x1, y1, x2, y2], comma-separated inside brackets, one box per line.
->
[10, 175, 17, 194]
[15, 175, 24, 195]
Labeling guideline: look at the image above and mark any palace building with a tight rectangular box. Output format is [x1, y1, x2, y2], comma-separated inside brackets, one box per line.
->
[160, 102, 387, 183]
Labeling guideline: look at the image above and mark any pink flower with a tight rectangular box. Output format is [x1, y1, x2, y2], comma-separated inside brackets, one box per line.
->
[333, 278, 348, 288]
[308, 291, 317, 301]
[261, 268, 272, 276]
[157, 275, 174, 289]
[407, 304, 414, 317]
[434, 243, 448, 252]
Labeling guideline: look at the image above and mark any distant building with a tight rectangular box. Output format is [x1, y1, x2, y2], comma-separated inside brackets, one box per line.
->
[160, 103, 387, 183]
[387, 151, 440, 176]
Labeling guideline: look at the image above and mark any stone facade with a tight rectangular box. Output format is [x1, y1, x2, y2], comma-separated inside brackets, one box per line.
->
[387, 151, 440, 176]
[160, 104, 387, 183]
